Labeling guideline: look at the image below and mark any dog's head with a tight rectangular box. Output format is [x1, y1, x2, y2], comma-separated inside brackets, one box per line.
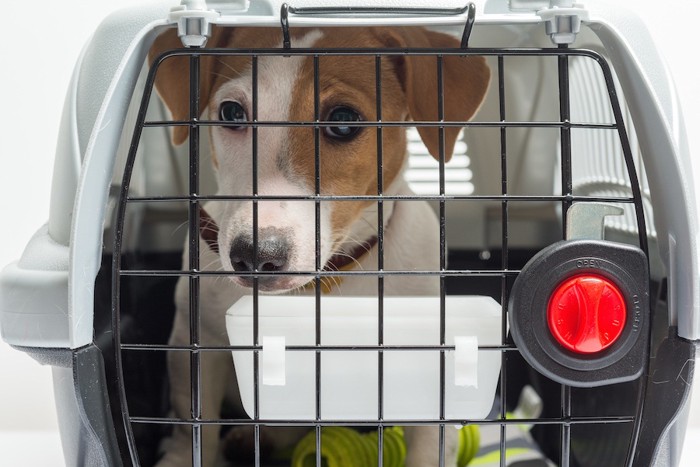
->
[150, 26, 489, 292]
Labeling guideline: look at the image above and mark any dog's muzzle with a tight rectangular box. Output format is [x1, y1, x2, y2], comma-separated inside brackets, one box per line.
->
[199, 207, 295, 290]
[199, 206, 378, 292]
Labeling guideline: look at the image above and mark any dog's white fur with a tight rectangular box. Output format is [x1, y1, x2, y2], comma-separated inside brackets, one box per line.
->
[152, 25, 489, 467]
[213, 32, 333, 290]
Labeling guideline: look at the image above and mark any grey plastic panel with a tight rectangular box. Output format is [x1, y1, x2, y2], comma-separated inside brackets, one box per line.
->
[0, 225, 70, 347]
[584, 1, 699, 339]
[64, 6, 172, 349]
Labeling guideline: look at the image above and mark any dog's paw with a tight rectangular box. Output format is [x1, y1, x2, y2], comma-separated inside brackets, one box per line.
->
[154, 452, 192, 467]
[404, 446, 460, 467]
[404, 426, 459, 467]
[221, 425, 277, 464]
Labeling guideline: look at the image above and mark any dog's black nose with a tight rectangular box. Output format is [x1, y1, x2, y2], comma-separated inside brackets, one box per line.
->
[230, 230, 290, 274]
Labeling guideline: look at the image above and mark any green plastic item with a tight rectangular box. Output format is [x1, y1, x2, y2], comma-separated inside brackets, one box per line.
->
[291, 425, 479, 467]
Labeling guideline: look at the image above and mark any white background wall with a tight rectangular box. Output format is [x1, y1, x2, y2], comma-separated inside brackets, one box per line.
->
[0, 0, 698, 465]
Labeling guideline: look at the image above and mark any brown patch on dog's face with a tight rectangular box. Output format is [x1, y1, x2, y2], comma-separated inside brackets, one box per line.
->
[284, 27, 491, 253]
[150, 27, 323, 164]
[287, 29, 409, 251]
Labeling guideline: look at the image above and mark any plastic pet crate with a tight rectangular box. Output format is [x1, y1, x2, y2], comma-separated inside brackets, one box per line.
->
[1, 1, 698, 466]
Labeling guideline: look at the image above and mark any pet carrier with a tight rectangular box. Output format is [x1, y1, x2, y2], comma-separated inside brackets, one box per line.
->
[1, 0, 698, 466]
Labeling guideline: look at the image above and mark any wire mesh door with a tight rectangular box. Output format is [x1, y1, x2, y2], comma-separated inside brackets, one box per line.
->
[108, 24, 651, 467]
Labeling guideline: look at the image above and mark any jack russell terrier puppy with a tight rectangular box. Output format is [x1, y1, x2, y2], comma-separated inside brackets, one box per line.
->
[150, 25, 489, 467]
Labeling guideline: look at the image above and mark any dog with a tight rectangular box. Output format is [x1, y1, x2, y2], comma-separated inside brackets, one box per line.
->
[150, 25, 489, 467]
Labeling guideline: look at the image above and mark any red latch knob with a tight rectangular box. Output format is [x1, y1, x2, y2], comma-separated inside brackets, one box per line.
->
[547, 274, 627, 354]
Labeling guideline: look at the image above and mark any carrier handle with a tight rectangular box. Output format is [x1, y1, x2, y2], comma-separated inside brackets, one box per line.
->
[280, 2, 477, 49]
[286, 4, 472, 16]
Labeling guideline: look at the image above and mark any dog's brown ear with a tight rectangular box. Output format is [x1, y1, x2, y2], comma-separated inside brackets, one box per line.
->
[373, 27, 490, 161]
[149, 26, 231, 146]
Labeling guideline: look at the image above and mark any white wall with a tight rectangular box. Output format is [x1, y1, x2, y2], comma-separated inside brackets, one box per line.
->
[0, 1, 698, 466]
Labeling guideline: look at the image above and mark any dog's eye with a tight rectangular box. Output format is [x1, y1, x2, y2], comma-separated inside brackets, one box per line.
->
[325, 107, 362, 140]
[219, 101, 247, 129]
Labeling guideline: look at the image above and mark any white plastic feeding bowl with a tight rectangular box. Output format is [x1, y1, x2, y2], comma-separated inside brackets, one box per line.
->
[226, 295, 502, 420]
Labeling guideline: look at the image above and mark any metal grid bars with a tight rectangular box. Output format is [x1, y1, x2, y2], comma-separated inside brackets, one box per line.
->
[111, 41, 650, 467]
